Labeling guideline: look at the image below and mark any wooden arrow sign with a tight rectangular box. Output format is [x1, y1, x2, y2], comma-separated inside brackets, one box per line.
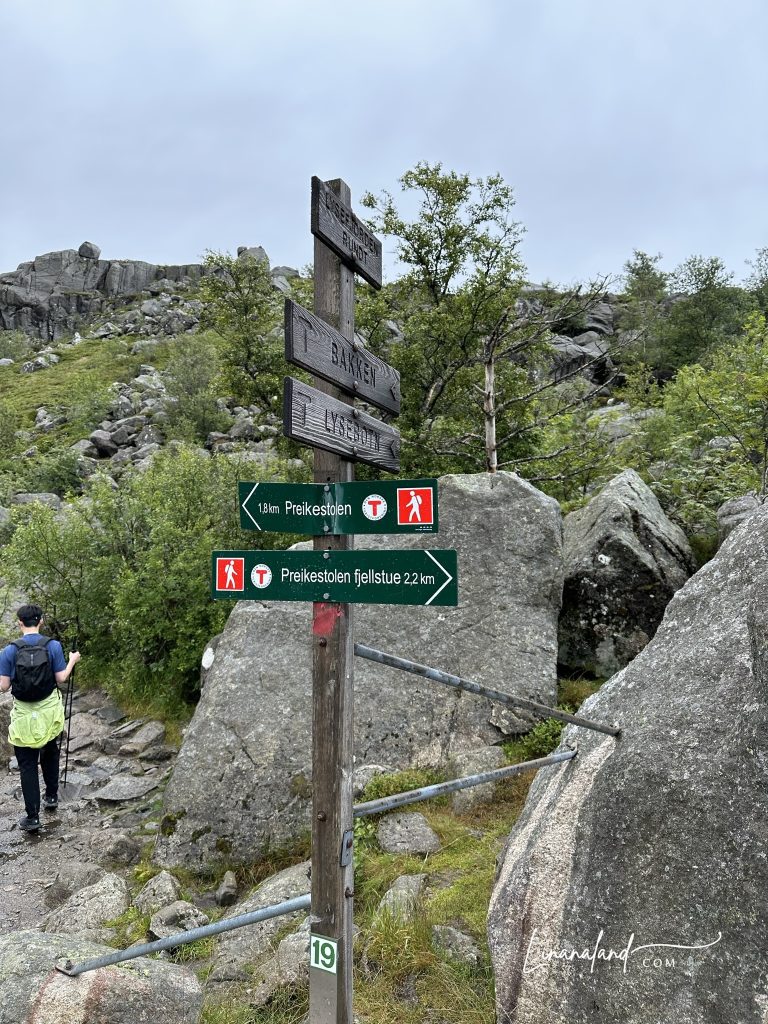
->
[284, 299, 400, 415]
[283, 376, 400, 472]
[311, 176, 383, 289]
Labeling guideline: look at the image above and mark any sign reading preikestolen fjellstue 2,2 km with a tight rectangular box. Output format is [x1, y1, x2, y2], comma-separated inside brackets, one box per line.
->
[238, 480, 438, 535]
[211, 549, 458, 606]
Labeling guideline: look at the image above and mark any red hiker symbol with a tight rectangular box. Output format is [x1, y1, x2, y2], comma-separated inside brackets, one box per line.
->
[397, 486, 434, 526]
[216, 557, 244, 591]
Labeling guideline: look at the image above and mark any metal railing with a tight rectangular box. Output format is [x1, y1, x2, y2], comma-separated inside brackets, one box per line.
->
[56, 893, 312, 976]
[57, 645, 602, 979]
[354, 644, 620, 737]
[54, 748, 579, 978]
[354, 749, 577, 816]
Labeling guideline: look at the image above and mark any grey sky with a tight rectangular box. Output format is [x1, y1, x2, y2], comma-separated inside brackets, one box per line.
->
[1, 0, 765, 287]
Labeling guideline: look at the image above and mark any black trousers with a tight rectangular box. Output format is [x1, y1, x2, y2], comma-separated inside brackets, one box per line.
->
[15, 735, 61, 819]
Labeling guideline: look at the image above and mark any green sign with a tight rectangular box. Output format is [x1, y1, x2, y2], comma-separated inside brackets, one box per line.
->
[212, 549, 458, 606]
[239, 479, 438, 535]
[310, 934, 338, 975]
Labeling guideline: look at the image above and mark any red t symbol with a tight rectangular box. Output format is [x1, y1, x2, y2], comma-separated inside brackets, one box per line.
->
[368, 499, 381, 516]
[254, 567, 269, 585]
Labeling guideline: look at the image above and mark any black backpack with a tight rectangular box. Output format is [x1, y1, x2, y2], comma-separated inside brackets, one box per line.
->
[11, 637, 57, 702]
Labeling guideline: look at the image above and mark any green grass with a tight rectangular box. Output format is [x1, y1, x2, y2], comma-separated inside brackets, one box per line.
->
[0, 332, 177, 441]
[503, 675, 604, 764]
[201, 988, 309, 1024]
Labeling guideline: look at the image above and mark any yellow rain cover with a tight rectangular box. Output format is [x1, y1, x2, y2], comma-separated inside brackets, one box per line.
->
[8, 690, 64, 748]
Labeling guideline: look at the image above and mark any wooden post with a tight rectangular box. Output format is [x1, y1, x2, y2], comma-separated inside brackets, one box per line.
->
[310, 178, 355, 1023]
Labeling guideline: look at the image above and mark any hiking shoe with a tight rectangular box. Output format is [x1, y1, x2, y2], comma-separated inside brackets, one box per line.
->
[18, 816, 41, 832]
[43, 793, 58, 811]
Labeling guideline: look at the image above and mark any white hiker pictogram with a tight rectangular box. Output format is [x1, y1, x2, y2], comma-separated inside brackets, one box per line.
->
[406, 489, 423, 522]
[224, 559, 238, 588]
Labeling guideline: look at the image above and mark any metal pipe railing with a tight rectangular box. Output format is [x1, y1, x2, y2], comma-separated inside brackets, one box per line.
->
[56, 746, 577, 978]
[55, 893, 312, 976]
[354, 643, 620, 737]
[353, 749, 577, 817]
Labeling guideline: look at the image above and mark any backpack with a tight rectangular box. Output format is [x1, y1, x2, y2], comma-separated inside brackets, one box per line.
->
[10, 637, 57, 702]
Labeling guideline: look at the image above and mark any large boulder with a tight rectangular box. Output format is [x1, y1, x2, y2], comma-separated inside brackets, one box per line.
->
[43, 873, 130, 938]
[155, 472, 563, 867]
[558, 469, 695, 677]
[0, 930, 202, 1023]
[488, 506, 768, 1023]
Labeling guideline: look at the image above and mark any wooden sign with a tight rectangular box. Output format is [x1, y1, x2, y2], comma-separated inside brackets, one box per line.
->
[283, 376, 400, 472]
[311, 176, 383, 289]
[284, 299, 400, 415]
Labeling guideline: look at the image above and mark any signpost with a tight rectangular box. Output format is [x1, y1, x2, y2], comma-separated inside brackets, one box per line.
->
[285, 299, 400, 415]
[283, 376, 401, 472]
[211, 549, 458, 606]
[239, 479, 438, 535]
[212, 177, 458, 1023]
[308, 178, 358, 1024]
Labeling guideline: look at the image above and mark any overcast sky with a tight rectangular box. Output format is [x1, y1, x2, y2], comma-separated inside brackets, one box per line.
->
[1, 0, 765, 287]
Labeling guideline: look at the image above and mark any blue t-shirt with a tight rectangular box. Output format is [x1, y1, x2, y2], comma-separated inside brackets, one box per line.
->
[0, 634, 67, 680]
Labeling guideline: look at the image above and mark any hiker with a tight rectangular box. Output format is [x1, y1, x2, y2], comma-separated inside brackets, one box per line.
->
[0, 605, 80, 833]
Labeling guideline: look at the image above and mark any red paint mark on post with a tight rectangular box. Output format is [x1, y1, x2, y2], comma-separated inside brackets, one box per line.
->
[313, 602, 341, 636]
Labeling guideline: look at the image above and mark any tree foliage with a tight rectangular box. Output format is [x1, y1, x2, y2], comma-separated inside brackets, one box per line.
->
[631, 312, 768, 532]
[2, 446, 301, 714]
[199, 250, 283, 416]
[623, 252, 756, 378]
[358, 162, 615, 476]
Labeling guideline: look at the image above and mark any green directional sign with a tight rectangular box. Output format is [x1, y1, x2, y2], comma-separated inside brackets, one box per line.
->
[239, 479, 438, 535]
[211, 549, 458, 606]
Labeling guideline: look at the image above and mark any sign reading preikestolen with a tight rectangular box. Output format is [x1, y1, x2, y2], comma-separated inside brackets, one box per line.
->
[283, 376, 400, 473]
[211, 548, 458, 606]
[284, 299, 401, 415]
[239, 480, 438, 535]
[311, 176, 383, 289]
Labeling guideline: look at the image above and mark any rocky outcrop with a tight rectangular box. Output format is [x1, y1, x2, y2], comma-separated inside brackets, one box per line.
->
[0, 246, 204, 340]
[0, 930, 202, 1023]
[558, 469, 695, 677]
[488, 506, 768, 1024]
[43, 873, 130, 941]
[717, 493, 761, 544]
[549, 331, 614, 384]
[155, 472, 564, 867]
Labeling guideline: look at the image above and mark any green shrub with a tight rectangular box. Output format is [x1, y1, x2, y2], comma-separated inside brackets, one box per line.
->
[0, 330, 33, 362]
[1, 445, 301, 714]
[164, 333, 231, 442]
[503, 717, 565, 763]
[14, 446, 84, 497]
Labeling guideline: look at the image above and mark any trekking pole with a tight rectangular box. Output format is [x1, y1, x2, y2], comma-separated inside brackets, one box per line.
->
[61, 638, 77, 791]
